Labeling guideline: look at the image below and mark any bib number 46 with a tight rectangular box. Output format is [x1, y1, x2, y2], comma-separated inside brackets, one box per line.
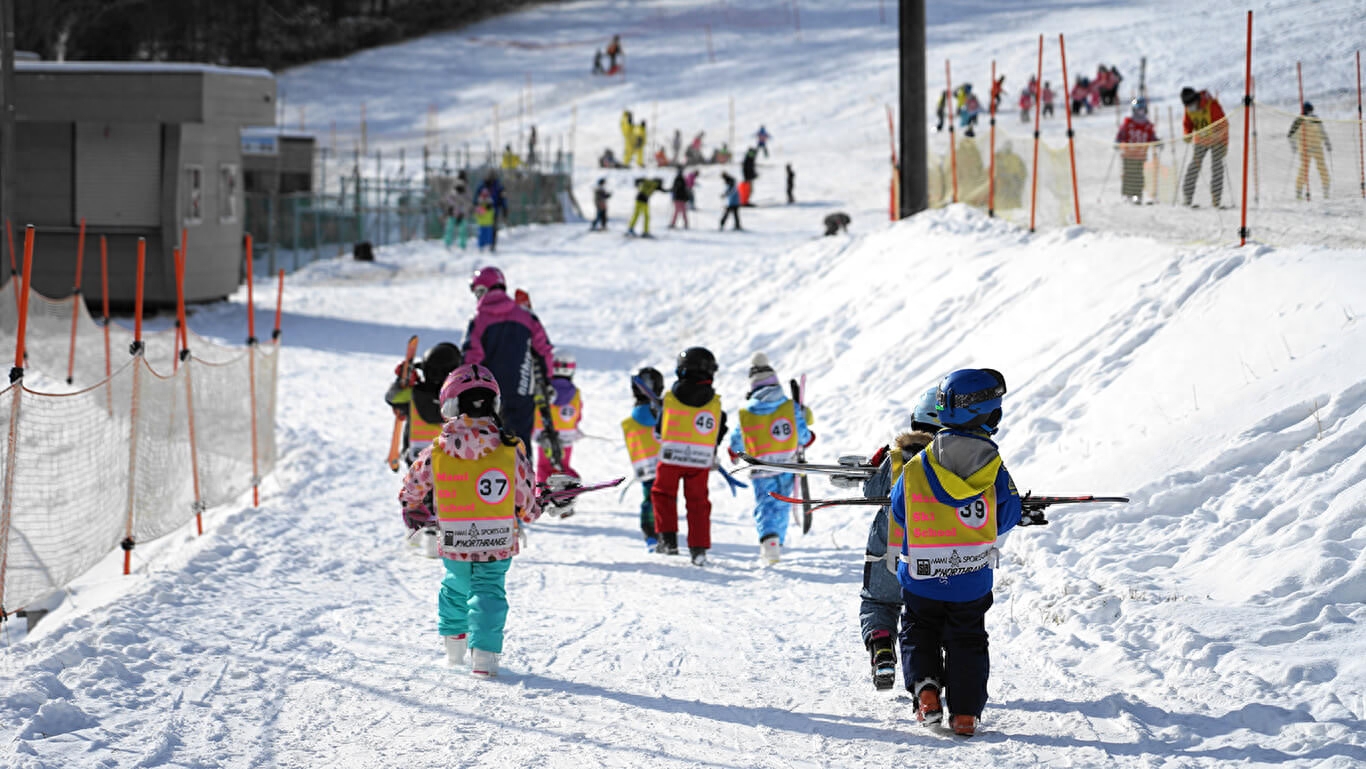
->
[693, 412, 716, 435]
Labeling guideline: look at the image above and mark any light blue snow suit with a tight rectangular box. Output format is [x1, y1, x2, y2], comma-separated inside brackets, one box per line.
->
[439, 558, 512, 652]
[728, 385, 812, 545]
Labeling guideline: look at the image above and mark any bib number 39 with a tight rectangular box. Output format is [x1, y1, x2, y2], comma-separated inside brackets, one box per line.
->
[693, 412, 716, 435]
[956, 497, 990, 529]
[476, 468, 511, 505]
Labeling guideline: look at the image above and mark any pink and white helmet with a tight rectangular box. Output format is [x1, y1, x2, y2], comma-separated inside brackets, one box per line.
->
[552, 352, 576, 378]
[470, 266, 506, 295]
[440, 363, 501, 419]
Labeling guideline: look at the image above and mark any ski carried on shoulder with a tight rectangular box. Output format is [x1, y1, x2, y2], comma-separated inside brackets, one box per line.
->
[766, 492, 1130, 519]
[738, 453, 877, 479]
[533, 357, 566, 473]
[538, 476, 625, 506]
[386, 335, 420, 472]
[790, 376, 814, 534]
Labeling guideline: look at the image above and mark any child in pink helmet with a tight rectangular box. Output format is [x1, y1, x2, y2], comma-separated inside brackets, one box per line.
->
[398, 363, 541, 678]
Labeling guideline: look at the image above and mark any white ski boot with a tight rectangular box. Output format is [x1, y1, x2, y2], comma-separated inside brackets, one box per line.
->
[760, 535, 781, 564]
[544, 473, 580, 518]
[444, 634, 467, 666]
[470, 649, 500, 678]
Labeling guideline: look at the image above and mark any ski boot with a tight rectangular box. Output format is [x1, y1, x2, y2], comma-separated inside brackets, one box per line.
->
[444, 634, 468, 666]
[868, 630, 896, 691]
[470, 649, 500, 679]
[645, 536, 659, 552]
[689, 546, 708, 566]
[655, 531, 680, 555]
[420, 526, 441, 558]
[914, 679, 943, 725]
[759, 534, 780, 564]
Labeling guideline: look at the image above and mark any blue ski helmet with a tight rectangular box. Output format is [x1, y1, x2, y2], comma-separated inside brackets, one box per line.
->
[935, 368, 1007, 432]
[911, 387, 944, 433]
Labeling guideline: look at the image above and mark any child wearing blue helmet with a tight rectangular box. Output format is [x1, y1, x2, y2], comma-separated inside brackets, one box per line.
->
[891, 368, 1023, 737]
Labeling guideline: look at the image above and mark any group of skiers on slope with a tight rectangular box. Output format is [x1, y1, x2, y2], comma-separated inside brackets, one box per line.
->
[591, 34, 624, 76]
[439, 171, 509, 252]
[388, 266, 583, 680]
[591, 121, 796, 237]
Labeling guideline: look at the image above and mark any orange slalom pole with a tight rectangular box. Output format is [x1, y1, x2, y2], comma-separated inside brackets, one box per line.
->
[1356, 50, 1363, 199]
[124, 238, 147, 576]
[946, 60, 959, 203]
[1059, 34, 1082, 225]
[1239, 11, 1253, 246]
[886, 105, 899, 220]
[246, 235, 260, 507]
[14, 227, 36, 374]
[66, 218, 87, 385]
[988, 59, 998, 216]
[173, 240, 204, 535]
[1029, 34, 1044, 232]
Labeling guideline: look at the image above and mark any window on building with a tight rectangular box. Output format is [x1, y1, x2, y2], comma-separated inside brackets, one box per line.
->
[219, 163, 239, 223]
[184, 165, 204, 226]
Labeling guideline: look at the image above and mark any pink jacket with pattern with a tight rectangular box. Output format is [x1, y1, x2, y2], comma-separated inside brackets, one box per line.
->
[399, 416, 541, 562]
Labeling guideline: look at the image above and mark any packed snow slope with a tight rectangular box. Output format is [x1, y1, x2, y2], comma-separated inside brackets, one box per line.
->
[4, 1, 1366, 767]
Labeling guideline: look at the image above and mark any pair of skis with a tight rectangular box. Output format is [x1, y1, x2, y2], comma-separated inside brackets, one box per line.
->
[629, 374, 748, 495]
[741, 453, 1128, 518]
[538, 476, 625, 508]
[533, 356, 568, 474]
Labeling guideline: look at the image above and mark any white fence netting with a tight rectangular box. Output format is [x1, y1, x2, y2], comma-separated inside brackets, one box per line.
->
[0, 281, 279, 613]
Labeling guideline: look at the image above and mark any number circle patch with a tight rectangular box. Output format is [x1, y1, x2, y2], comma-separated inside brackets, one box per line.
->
[769, 418, 794, 441]
[956, 497, 990, 529]
[693, 412, 717, 435]
[476, 468, 511, 505]
[560, 406, 577, 420]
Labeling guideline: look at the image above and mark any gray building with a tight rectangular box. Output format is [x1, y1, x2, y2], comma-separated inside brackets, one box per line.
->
[9, 61, 276, 306]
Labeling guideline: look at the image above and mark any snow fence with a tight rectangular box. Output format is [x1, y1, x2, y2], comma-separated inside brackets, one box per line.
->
[0, 283, 279, 615]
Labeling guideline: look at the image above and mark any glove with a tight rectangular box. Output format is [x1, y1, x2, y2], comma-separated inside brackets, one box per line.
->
[403, 506, 435, 532]
[867, 445, 889, 467]
[1018, 508, 1049, 527]
[727, 448, 740, 464]
[394, 361, 419, 387]
[803, 431, 817, 448]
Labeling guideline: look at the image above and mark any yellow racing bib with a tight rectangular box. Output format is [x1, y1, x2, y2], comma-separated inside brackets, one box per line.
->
[658, 392, 722, 468]
[432, 442, 517, 557]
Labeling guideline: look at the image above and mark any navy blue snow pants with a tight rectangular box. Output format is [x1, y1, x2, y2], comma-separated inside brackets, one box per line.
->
[899, 590, 993, 717]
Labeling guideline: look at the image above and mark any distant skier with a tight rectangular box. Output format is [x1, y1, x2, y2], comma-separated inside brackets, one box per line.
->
[461, 266, 556, 449]
[755, 125, 772, 158]
[627, 176, 665, 237]
[620, 110, 637, 166]
[989, 75, 1006, 112]
[622, 367, 665, 550]
[893, 368, 1023, 737]
[590, 178, 611, 231]
[857, 388, 940, 690]
[684, 169, 699, 210]
[741, 147, 759, 206]
[1287, 102, 1331, 200]
[726, 352, 813, 564]
[475, 172, 508, 251]
[719, 172, 742, 231]
[592, 49, 605, 75]
[668, 167, 690, 229]
[785, 163, 795, 204]
[1115, 97, 1158, 203]
[606, 34, 623, 74]
[1180, 86, 1229, 207]
[823, 212, 850, 236]
[652, 346, 726, 566]
[1041, 81, 1055, 118]
[398, 363, 543, 679]
[473, 189, 496, 251]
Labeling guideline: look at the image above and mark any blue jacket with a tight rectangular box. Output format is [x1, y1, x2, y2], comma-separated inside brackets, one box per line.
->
[891, 429, 1022, 602]
[630, 403, 658, 428]
[723, 183, 740, 207]
[728, 385, 812, 455]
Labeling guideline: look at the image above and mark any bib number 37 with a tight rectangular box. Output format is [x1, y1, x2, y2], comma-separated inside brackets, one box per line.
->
[956, 497, 989, 529]
[476, 468, 511, 505]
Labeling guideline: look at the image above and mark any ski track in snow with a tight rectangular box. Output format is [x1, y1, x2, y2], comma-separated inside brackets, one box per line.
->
[4, 0, 1366, 767]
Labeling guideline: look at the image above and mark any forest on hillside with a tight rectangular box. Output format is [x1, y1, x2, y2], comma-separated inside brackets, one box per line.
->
[14, 0, 553, 70]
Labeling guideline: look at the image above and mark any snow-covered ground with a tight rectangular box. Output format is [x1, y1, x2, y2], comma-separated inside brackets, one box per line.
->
[3, 1, 1366, 766]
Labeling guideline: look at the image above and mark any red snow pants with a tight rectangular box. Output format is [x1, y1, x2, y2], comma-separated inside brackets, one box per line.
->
[651, 464, 712, 549]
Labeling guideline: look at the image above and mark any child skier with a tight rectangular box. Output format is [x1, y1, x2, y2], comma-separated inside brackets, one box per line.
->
[652, 346, 726, 566]
[533, 353, 583, 486]
[622, 367, 665, 550]
[858, 388, 940, 691]
[627, 177, 664, 237]
[668, 168, 690, 229]
[398, 364, 543, 679]
[726, 353, 812, 564]
[719, 173, 742, 231]
[1115, 97, 1158, 203]
[474, 189, 496, 251]
[385, 342, 464, 556]
[892, 368, 1023, 736]
[590, 178, 611, 231]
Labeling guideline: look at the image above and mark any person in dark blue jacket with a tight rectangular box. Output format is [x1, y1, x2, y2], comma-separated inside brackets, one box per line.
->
[891, 368, 1022, 738]
[475, 172, 509, 252]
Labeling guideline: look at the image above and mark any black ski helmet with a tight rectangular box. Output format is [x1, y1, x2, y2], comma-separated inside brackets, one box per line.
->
[420, 343, 463, 390]
[676, 346, 717, 379]
[632, 366, 665, 404]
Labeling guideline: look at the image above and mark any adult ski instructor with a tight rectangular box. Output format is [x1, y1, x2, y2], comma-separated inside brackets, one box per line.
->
[461, 266, 556, 450]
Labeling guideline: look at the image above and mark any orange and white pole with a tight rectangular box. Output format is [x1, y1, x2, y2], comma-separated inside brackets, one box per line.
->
[1059, 34, 1082, 225]
[66, 218, 86, 385]
[1029, 34, 1044, 232]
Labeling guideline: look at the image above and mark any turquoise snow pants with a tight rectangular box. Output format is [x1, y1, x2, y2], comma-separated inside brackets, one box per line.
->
[750, 474, 793, 544]
[438, 558, 512, 653]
